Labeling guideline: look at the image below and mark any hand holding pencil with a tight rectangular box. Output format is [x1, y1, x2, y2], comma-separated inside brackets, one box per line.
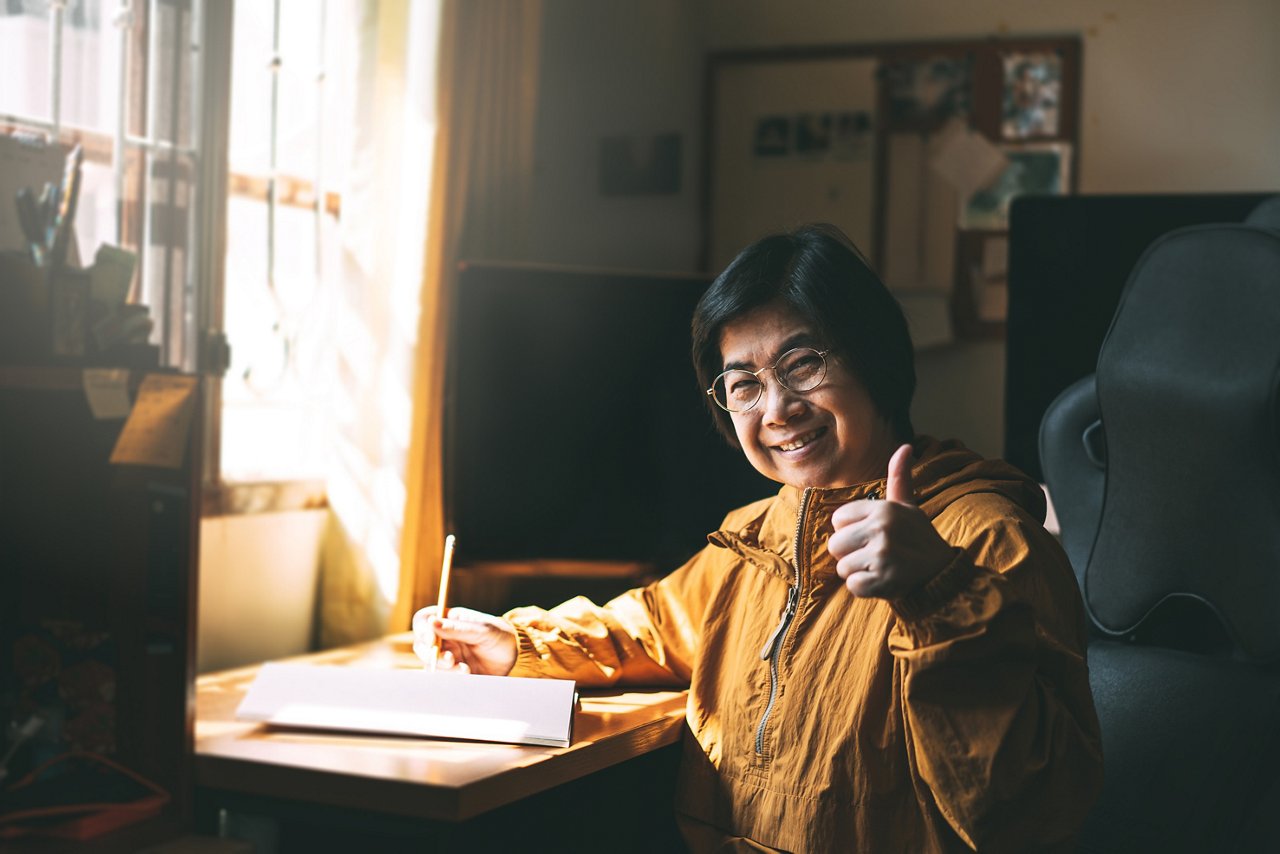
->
[411, 535, 520, 676]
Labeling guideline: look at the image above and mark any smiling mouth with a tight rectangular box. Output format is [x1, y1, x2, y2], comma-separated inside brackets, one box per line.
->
[774, 427, 826, 453]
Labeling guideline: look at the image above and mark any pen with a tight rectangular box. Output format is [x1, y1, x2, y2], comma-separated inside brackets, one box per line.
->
[429, 534, 457, 672]
[49, 145, 83, 268]
[15, 187, 44, 265]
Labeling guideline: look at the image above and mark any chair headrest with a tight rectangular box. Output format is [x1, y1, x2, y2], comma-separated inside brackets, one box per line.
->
[1086, 223, 1280, 661]
[1245, 195, 1280, 231]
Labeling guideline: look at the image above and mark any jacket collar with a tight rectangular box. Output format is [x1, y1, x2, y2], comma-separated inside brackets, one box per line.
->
[714, 479, 886, 583]
[710, 436, 1045, 580]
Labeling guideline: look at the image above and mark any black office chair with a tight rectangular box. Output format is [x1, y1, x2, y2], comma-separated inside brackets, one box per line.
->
[1039, 213, 1280, 852]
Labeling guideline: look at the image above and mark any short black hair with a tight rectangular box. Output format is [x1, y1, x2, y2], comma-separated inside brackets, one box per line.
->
[691, 223, 916, 446]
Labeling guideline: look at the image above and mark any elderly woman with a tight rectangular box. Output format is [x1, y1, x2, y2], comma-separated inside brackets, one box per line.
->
[414, 224, 1102, 852]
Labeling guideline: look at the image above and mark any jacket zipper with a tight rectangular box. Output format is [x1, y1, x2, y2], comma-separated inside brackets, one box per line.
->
[755, 486, 812, 758]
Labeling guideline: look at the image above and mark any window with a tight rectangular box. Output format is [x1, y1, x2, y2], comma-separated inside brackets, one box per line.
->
[4, 1, 437, 611]
[2, 0, 350, 497]
[0, 0, 226, 373]
[219, 0, 352, 485]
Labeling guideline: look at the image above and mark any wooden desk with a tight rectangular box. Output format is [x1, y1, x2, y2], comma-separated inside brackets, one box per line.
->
[194, 634, 689, 848]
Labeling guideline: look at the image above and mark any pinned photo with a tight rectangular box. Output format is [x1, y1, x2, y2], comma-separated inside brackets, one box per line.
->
[795, 113, 833, 156]
[832, 111, 873, 161]
[882, 56, 972, 124]
[962, 143, 1069, 229]
[753, 117, 790, 157]
[1002, 51, 1061, 139]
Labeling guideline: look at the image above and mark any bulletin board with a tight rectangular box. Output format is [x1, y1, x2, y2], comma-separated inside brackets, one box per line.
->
[703, 36, 1082, 342]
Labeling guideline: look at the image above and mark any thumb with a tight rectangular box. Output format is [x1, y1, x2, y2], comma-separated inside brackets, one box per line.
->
[885, 443, 916, 505]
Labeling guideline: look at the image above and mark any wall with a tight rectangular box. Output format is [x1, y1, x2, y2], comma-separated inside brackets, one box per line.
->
[527, 0, 1280, 458]
[197, 511, 326, 672]
[702, 0, 1280, 456]
[526, 0, 708, 271]
[198, 1, 1279, 668]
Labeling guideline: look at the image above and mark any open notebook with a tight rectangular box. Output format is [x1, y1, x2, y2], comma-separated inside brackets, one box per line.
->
[235, 663, 578, 748]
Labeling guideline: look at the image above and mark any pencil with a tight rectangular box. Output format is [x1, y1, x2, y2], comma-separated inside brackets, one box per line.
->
[429, 534, 457, 672]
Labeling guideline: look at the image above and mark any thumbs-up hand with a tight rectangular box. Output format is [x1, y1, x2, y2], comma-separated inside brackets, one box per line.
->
[828, 444, 955, 599]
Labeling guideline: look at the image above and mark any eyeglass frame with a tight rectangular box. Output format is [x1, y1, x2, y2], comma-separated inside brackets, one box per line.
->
[705, 347, 833, 413]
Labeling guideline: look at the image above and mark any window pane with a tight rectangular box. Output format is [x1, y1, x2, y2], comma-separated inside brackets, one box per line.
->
[221, 0, 353, 482]
[221, 195, 337, 481]
[0, 1, 123, 133]
[229, 0, 332, 180]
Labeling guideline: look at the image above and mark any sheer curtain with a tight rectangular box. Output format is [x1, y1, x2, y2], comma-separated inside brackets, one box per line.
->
[317, 0, 445, 645]
[391, 0, 543, 631]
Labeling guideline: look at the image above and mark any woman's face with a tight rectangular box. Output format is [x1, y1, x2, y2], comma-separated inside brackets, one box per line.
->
[717, 301, 898, 489]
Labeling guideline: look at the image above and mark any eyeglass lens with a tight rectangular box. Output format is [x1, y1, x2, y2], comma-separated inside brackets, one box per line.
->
[712, 348, 827, 412]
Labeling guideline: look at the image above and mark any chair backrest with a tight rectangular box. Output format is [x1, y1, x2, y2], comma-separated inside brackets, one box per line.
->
[1042, 221, 1280, 661]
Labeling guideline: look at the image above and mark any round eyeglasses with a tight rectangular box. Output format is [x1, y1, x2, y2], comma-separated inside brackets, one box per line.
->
[707, 347, 831, 413]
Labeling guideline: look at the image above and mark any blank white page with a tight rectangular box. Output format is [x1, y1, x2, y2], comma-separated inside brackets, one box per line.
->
[236, 663, 577, 748]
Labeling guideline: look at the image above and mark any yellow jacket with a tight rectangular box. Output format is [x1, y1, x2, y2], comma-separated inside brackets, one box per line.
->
[506, 437, 1103, 852]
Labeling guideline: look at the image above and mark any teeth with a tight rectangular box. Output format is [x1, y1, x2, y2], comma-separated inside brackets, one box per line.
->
[778, 429, 820, 452]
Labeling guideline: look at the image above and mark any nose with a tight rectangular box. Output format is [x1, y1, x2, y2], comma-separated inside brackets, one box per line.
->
[759, 375, 805, 426]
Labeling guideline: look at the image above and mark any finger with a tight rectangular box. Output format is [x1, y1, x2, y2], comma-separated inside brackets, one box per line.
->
[843, 567, 881, 598]
[412, 638, 439, 666]
[411, 606, 440, 634]
[839, 541, 885, 593]
[442, 607, 492, 623]
[885, 443, 916, 506]
[432, 615, 497, 643]
[828, 522, 872, 562]
[831, 499, 877, 529]
[834, 551, 859, 580]
[835, 542, 876, 579]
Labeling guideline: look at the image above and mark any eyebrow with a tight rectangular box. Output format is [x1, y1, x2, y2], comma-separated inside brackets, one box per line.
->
[723, 332, 819, 371]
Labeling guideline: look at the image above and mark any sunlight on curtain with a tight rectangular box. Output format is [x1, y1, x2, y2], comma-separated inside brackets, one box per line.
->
[392, 0, 543, 630]
[319, 0, 443, 645]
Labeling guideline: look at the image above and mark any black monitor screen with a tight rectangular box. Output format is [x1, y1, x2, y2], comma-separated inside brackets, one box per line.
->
[1004, 193, 1272, 481]
[446, 262, 774, 574]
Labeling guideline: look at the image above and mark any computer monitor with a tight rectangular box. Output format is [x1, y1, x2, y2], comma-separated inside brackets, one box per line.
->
[445, 262, 774, 578]
[1004, 193, 1273, 482]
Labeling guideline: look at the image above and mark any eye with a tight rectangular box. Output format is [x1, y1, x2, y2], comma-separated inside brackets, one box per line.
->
[779, 350, 826, 390]
[727, 375, 761, 398]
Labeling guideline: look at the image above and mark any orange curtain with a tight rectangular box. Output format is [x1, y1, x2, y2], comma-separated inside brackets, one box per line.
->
[392, 0, 543, 630]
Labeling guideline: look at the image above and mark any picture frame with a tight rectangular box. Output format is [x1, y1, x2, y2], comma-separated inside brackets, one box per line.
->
[1001, 50, 1063, 140]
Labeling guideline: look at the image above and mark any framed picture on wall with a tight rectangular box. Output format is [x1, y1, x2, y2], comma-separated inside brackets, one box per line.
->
[1001, 50, 1063, 140]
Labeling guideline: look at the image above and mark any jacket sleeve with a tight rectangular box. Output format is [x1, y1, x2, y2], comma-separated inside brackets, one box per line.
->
[502, 536, 729, 687]
[888, 492, 1104, 852]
